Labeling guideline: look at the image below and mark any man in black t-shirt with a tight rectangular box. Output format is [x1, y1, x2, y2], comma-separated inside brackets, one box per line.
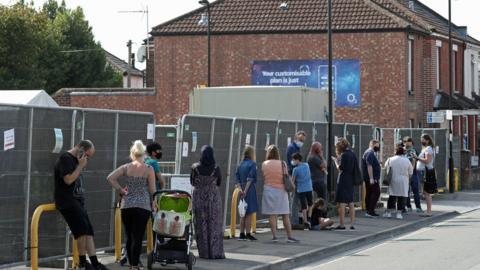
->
[54, 140, 108, 270]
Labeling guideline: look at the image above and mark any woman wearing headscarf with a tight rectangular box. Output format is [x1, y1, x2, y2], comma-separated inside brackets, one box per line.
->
[190, 145, 225, 259]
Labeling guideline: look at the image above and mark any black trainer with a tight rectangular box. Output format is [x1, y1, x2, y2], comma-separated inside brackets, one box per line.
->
[238, 233, 247, 241]
[77, 262, 94, 270]
[246, 234, 257, 241]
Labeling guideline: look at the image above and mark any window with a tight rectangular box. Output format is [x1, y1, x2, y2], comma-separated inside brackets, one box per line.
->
[472, 55, 476, 94]
[408, 38, 414, 93]
[452, 51, 457, 91]
[409, 119, 414, 128]
[464, 116, 469, 151]
[436, 46, 441, 90]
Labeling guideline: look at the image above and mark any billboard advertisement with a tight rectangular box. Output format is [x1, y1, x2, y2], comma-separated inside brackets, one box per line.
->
[252, 59, 361, 107]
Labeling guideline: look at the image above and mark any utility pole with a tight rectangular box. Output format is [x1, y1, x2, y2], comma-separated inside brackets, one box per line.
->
[327, 0, 334, 201]
[127, 40, 132, 88]
[448, 0, 455, 193]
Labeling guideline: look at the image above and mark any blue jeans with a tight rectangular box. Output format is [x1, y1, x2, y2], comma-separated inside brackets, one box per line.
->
[407, 171, 423, 209]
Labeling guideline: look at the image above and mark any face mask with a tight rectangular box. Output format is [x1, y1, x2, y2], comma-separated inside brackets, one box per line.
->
[421, 142, 427, 146]
[156, 151, 163, 159]
[291, 160, 297, 166]
[373, 146, 380, 152]
[296, 141, 304, 148]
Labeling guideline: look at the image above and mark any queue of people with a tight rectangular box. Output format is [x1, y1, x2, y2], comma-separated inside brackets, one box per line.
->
[53, 132, 437, 268]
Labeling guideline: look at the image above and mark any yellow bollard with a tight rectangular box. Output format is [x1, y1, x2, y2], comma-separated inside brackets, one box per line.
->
[114, 207, 122, 261]
[31, 203, 57, 270]
[147, 218, 153, 253]
[229, 188, 257, 237]
[72, 239, 79, 268]
[230, 188, 241, 238]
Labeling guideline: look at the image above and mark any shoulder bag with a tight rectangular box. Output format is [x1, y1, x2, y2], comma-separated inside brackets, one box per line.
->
[281, 161, 295, 192]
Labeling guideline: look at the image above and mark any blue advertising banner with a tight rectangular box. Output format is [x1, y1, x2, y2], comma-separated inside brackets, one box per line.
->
[252, 60, 361, 107]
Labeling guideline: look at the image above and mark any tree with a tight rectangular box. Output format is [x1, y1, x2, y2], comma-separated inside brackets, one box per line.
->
[0, 0, 122, 94]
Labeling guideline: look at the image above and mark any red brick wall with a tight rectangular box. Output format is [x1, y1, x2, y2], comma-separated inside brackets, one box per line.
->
[154, 32, 409, 127]
[437, 38, 465, 93]
[69, 94, 156, 113]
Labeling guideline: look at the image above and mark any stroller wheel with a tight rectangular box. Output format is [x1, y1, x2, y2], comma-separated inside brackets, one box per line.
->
[147, 252, 154, 270]
[187, 253, 195, 270]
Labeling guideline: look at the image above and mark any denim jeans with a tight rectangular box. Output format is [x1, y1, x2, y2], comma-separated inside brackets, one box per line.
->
[406, 171, 422, 209]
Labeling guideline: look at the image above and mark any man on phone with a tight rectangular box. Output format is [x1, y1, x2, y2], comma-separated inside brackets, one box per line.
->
[54, 140, 109, 270]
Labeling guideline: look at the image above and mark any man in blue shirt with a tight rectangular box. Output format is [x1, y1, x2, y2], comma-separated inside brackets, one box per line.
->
[292, 153, 313, 230]
[286, 131, 307, 175]
[285, 131, 307, 228]
[362, 140, 381, 217]
[146, 142, 165, 190]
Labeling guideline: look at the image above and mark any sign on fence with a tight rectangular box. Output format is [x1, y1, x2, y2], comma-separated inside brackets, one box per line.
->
[427, 112, 445, 123]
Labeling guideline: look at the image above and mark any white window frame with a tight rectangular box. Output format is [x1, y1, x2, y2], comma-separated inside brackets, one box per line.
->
[408, 36, 414, 93]
[436, 40, 442, 90]
[472, 54, 476, 94]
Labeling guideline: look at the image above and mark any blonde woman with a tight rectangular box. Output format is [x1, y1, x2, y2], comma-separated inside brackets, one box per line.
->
[107, 140, 155, 270]
[261, 145, 299, 243]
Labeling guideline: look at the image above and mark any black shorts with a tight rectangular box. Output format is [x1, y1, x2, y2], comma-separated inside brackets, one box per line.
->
[297, 191, 313, 210]
[58, 201, 94, 239]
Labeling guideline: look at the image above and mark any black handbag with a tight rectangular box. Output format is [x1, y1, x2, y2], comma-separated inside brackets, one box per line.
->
[424, 168, 438, 194]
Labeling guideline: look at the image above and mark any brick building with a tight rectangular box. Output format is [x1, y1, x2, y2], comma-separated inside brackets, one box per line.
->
[54, 0, 480, 152]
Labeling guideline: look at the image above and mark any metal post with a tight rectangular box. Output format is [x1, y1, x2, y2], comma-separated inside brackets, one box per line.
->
[127, 40, 132, 88]
[327, 0, 334, 201]
[448, 0, 455, 193]
[207, 2, 211, 87]
[109, 113, 119, 246]
[23, 108, 34, 261]
[210, 118, 215, 147]
[224, 118, 236, 237]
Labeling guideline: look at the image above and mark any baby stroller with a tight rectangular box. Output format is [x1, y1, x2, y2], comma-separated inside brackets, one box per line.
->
[148, 190, 195, 270]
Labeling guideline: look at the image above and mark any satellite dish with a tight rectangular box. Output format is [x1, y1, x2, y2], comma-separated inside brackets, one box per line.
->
[137, 45, 146, 63]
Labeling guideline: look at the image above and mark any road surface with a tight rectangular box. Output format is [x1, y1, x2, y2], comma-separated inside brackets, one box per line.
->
[296, 209, 480, 270]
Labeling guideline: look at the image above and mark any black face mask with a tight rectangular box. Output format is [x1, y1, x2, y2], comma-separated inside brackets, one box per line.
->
[421, 142, 427, 147]
[373, 146, 380, 152]
[155, 151, 162, 159]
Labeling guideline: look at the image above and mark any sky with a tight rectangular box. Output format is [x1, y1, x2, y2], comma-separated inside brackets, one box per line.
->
[1, 0, 479, 70]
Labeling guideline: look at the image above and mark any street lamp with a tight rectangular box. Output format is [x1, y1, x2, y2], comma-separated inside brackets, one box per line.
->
[198, 0, 211, 87]
[327, 0, 334, 200]
[448, 0, 455, 193]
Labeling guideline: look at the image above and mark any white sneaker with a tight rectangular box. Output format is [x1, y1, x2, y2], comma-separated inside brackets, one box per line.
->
[396, 213, 403, 220]
[382, 212, 392, 218]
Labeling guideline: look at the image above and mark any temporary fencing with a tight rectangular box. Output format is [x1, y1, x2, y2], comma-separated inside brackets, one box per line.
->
[0, 103, 154, 268]
[174, 115, 376, 229]
[379, 128, 449, 189]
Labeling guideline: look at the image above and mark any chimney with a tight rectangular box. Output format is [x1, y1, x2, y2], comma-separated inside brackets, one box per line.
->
[408, 1, 415, 11]
[457, 26, 468, 39]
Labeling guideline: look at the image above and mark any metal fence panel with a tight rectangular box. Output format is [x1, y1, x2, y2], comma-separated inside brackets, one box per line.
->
[178, 116, 213, 174]
[30, 108, 74, 260]
[155, 125, 177, 162]
[0, 106, 30, 264]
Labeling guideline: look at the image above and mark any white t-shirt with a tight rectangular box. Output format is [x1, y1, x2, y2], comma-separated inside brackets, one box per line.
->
[416, 146, 434, 171]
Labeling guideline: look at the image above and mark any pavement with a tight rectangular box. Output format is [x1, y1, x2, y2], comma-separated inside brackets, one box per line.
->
[10, 190, 480, 270]
[295, 206, 480, 270]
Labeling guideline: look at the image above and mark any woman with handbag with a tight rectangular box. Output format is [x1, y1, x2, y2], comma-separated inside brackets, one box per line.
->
[382, 144, 413, 220]
[412, 134, 436, 217]
[235, 145, 259, 241]
[261, 145, 299, 243]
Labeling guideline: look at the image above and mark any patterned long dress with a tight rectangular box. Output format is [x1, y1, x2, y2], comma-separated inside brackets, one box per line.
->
[191, 165, 225, 259]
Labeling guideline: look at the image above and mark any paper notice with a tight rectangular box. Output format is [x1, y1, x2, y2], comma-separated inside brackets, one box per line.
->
[192, 132, 198, 152]
[246, 134, 251, 145]
[4, 128, 15, 151]
[334, 136, 339, 145]
[265, 133, 271, 150]
[170, 177, 193, 194]
[287, 137, 292, 146]
[147, 124, 155, 140]
[436, 146, 440, 154]
[52, 128, 63, 154]
[182, 142, 189, 157]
